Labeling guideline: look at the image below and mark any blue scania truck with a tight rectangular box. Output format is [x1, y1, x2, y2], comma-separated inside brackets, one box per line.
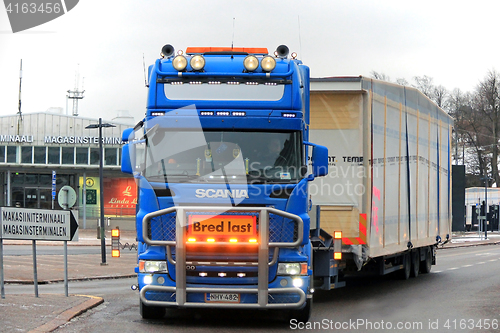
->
[121, 44, 452, 322]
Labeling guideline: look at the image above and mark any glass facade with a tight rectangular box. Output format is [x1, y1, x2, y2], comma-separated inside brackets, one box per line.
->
[0, 145, 120, 166]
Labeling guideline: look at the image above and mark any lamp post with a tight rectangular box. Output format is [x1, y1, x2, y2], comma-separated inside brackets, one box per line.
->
[86, 118, 115, 265]
[480, 175, 492, 240]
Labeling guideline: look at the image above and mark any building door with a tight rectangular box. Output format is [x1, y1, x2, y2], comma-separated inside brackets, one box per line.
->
[25, 187, 38, 208]
[39, 188, 52, 210]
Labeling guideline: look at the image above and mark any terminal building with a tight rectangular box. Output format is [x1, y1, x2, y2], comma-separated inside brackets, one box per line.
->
[0, 112, 136, 228]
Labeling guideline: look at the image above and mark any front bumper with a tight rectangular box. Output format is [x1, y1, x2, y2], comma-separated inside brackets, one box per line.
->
[139, 206, 308, 309]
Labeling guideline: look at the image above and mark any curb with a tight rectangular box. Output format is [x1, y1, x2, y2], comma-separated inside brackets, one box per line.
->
[27, 296, 104, 333]
[5, 274, 137, 285]
[440, 240, 500, 249]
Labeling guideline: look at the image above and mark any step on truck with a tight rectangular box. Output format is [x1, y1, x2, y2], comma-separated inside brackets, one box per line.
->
[121, 44, 453, 322]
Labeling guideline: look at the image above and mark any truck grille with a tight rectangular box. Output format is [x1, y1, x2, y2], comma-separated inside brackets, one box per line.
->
[148, 211, 298, 243]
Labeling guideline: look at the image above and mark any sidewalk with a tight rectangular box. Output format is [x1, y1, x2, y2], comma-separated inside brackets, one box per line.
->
[1, 229, 137, 333]
[1, 230, 500, 332]
[441, 231, 500, 248]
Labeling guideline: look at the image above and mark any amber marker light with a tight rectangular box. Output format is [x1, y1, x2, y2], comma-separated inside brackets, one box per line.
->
[112, 249, 120, 258]
[334, 252, 342, 260]
[249, 238, 257, 243]
[229, 238, 238, 243]
[207, 238, 215, 243]
[334, 231, 342, 239]
[111, 229, 120, 237]
[187, 238, 197, 243]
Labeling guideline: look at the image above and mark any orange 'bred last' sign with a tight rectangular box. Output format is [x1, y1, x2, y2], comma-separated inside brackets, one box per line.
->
[188, 215, 257, 236]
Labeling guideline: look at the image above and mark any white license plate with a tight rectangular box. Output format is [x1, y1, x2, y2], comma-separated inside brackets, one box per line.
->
[205, 293, 240, 303]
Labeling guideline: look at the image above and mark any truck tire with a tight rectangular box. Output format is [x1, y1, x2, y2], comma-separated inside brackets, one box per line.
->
[398, 252, 411, 280]
[410, 250, 419, 278]
[140, 301, 165, 319]
[420, 246, 432, 274]
[289, 298, 312, 323]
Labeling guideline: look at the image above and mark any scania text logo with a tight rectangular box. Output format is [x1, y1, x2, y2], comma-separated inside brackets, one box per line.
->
[195, 189, 249, 199]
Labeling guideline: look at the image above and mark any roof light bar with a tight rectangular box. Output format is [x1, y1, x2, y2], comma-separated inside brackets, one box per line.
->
[200, 111, 214, 116]
[232, 111, 246, 116]
[151, 112, 165, 116]
[282, 113, 296, 118]
[216, 111, 231, 116]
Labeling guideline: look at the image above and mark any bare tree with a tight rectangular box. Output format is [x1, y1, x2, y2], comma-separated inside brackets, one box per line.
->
[473, 69, 500, 186]
[433, 85, 448, 108]
[396, 77, 409, 86]
[370, 71, 391, 82]
[413, 75, 435, 98]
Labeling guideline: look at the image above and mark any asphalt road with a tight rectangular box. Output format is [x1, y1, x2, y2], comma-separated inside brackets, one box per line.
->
[9, 245, 500, 333]
[3, 245, 107, 256]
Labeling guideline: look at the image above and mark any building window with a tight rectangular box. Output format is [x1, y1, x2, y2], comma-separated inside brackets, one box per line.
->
[34, 146, 46, 164]
[25, 173, 38, 184]
[105, 148, 117, 165]
[48, 147, 60, 164]
[76, 147, 89, 164]
[39, 174, 51, 185]
[7, 146, 17, 163]
[90, 148, 99, 165]
[0, 146, 5, 163]
[12, 173, 24, 184]
[62, 147, 75, 164]
[21, 146, 33, 164]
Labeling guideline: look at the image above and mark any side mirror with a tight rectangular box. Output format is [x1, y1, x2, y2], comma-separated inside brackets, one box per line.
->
[121, 143, 133, 174]
[311, 144, 328, 177]
[122, 128, 134, 142]
[304, 141, 328, 179]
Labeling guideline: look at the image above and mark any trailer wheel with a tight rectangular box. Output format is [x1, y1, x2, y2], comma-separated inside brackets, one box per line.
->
[410, 250, 419, 278]
[140, 301, 165, 319]
[398, 252, 411, 280]
[420, 246, 432, 274]
[289, 298, 312, 323]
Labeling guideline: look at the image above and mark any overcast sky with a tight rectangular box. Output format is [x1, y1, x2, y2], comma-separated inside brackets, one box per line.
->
[0, 0, 499, 123]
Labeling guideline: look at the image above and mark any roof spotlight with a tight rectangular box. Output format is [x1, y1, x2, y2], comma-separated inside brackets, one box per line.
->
[243, 55, 259, 72]
[261, 56, 276, 72]
[172, 55, 188, 71]
[190, 55, 205, 71]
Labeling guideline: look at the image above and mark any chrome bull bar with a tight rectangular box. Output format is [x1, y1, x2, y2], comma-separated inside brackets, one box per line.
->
[141, 206, 305, 308]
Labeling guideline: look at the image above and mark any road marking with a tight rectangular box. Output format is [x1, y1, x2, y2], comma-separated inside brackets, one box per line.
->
[432, 270, 442, 273]
[461, 264, 473, 268]
[448, 267, 459, 271]
[488, 259, 498, 262]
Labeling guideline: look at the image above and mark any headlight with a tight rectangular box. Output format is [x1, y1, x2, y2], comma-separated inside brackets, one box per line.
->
[277, 262, 307, 275]
[139, 260, 168, 273]
[260, 56, 276, 72]
[243, 55, 259, 72]
[190, 55, 205, 71]
[172, 55, 188, 71]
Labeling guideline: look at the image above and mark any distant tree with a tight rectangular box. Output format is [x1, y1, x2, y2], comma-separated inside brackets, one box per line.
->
[412, 75, 435, 99]
[473, 70, 500, 186]
[396, 78, 409, 86]
[433, 85, 448, 108]
[370, 71, 391, 82]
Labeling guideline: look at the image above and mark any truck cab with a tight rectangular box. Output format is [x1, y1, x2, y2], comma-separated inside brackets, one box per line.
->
[121, 44, 328, 321]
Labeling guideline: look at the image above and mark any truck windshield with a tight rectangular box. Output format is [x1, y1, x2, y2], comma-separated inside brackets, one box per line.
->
[142, 130, 302, 183]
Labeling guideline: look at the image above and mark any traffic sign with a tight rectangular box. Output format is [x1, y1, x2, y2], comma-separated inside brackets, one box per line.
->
[0, 207, 79, 241]
[58, 185, 77, 209]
